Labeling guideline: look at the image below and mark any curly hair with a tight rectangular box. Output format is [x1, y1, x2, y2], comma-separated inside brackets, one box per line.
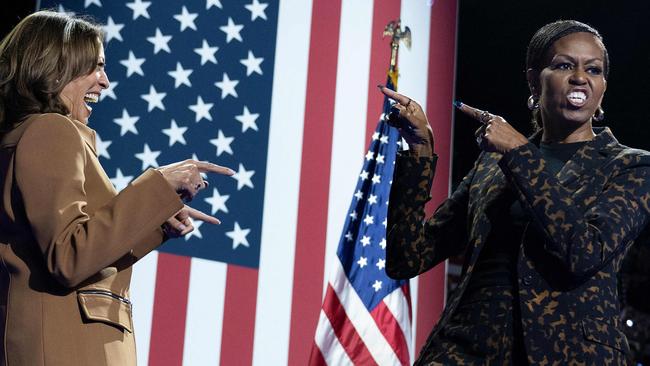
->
[525, 20, 609, 130]
[0, 10, 104, 135]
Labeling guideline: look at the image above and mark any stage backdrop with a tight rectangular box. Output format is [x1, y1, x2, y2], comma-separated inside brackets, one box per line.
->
[37, 0, 457, 364]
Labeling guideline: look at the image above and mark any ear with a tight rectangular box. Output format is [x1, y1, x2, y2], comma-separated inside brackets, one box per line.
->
[526, 68, 540, 96]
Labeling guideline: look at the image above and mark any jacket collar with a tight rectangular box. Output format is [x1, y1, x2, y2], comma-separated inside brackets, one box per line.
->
[529, 127, 619, 186]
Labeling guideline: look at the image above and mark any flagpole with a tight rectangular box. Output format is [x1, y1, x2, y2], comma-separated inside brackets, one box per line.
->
[383, 20, 411, 89]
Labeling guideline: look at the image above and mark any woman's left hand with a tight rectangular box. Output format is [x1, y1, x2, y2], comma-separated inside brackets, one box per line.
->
[163, 205, 221, 238]
[379, 86, 434, 157]
[456, 102, 529, 154]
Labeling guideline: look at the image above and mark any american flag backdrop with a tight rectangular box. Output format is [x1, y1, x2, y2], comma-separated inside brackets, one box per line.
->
[37, 0, 457, 365]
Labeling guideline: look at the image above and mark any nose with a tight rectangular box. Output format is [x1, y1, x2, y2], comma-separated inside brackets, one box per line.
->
[569, 68, 587, 85]
[98, 69, 110, 90]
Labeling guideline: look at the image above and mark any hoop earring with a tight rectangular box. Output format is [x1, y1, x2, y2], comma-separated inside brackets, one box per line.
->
[593, 106, 605, 122]
[527, 95, 539, 111]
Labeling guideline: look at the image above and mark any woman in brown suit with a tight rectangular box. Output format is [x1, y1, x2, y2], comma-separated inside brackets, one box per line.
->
[0, 11, 233, 365]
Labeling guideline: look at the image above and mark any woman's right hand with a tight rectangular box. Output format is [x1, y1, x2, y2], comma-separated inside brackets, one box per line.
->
[379, 86, 434, 157]
[157, 159, 235, 202]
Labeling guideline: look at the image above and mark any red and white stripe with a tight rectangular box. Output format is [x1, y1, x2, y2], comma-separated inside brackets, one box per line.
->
[129, 0, 457, 364]
[312, 260, 412, 365]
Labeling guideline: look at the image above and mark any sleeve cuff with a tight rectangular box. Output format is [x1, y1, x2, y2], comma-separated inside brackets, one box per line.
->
[498, 142, 537, 175]
[391, 153, 438, 205]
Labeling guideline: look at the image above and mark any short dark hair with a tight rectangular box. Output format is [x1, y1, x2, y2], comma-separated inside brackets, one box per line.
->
[525, 20, 608, 130]
[526, 19, 609, 79]
[0, 10, 104, 134]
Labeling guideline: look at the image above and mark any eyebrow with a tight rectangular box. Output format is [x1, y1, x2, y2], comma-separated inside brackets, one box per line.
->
[553, 54, 603, 64]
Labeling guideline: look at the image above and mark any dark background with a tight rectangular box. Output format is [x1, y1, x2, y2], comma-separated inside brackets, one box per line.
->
[0, 2, 36, 38]
[453, 0, 650, 186]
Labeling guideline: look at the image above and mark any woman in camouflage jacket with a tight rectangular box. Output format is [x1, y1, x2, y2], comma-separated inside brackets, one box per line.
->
[381, 20, 649, 365]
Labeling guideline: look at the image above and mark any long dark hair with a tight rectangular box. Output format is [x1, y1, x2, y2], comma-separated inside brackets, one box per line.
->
[0, 10, 103, 135]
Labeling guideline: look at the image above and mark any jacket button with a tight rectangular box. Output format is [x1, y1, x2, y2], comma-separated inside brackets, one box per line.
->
[523, 275, 532, 286]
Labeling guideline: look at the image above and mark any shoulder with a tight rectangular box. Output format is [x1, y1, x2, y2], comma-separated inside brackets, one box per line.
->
[16, 113, 86, 165]
[599, 127, 650, 164]
[617, 144, 650, 157]
[609, 144, 650, 166]
[22, 113, 77, 130]
[20, 113, 83, 145]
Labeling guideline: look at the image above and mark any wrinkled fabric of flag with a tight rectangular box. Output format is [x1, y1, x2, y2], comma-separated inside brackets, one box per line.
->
[338, 81, 404, 309]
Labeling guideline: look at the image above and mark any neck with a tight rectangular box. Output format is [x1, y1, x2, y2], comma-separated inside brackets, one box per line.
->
[541, 119, 595, 143]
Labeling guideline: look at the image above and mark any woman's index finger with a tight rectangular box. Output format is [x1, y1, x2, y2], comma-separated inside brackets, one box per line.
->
[186, 206, 220, 224]
[196, 161, 235, 175]
[457, 102, 488, 124]
[379, 86, 410, 105]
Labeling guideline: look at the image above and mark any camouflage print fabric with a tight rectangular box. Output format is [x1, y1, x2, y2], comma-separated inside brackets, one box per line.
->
[386, 127, 650, 365]
[420, 286, 525, 365]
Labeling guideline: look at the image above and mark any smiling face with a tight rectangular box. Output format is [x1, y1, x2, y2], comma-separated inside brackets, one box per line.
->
[532, 32, 607, 132]
[59, 43, 109, 123]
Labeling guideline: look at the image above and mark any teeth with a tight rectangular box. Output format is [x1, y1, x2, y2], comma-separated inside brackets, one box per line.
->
[84, 93, 99, 103]
[567, 91, 586, 103]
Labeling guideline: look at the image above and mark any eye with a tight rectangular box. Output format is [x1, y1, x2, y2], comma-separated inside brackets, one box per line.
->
[552, 62, 573, 70]
[586, 66, 603, 75]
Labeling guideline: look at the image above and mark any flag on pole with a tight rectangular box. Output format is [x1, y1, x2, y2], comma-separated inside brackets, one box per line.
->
[309, 72, 412, 365]
[37, 0, 455, 364]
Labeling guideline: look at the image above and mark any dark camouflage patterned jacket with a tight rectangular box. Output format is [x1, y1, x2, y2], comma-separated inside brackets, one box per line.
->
[386, 127, 650, 365]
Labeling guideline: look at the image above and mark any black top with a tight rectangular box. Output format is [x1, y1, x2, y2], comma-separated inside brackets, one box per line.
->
[539, 141, 590, 175]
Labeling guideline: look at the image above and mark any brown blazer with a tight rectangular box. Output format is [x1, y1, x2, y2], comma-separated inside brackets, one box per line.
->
[0, 114, 183, 365]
